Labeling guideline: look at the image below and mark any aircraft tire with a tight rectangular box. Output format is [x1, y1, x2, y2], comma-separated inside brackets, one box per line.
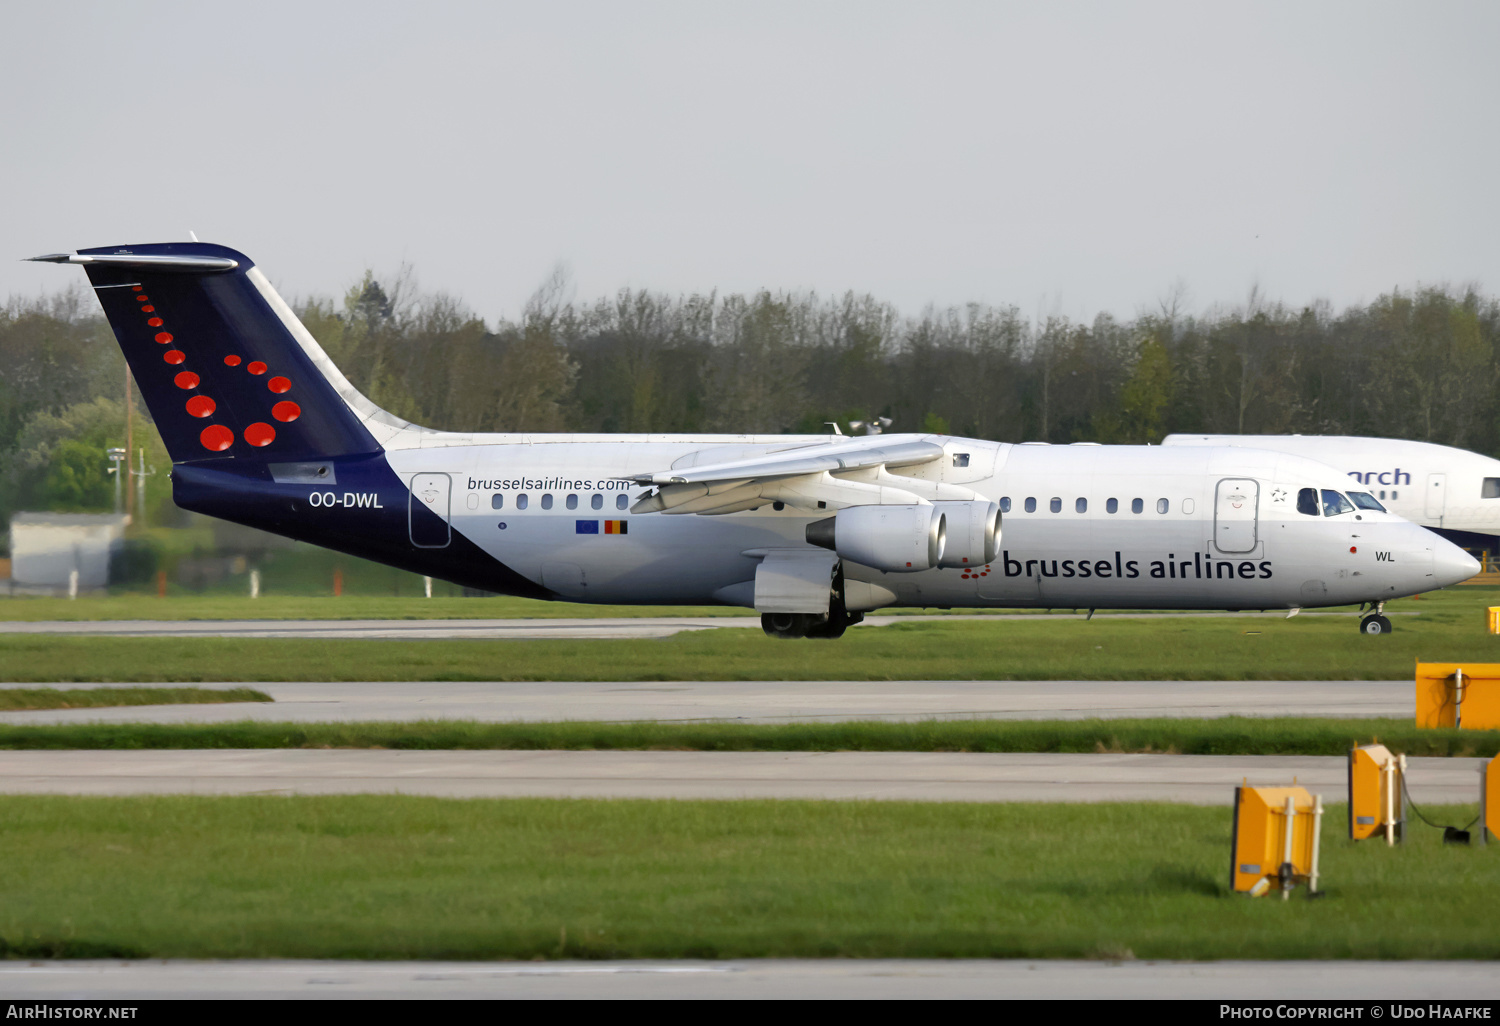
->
[1359, 614, 1393, 635]
[761, 612, 809, 639]
[804, 615, 846, 640]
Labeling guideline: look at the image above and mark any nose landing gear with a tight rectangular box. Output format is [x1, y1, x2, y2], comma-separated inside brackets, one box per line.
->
[1359, 601, 1392, 635]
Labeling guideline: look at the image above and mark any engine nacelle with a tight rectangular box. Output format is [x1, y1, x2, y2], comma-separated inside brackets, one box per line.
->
[805, 504, 946, 573]
[934, 500, 1000, 568]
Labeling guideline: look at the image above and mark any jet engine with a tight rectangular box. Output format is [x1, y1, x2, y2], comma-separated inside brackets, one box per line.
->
[934, 500, 1000, 568]
[805, 504, 946, 572]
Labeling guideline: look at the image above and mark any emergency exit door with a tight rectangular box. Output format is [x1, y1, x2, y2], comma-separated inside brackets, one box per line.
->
[1425, 473, 1446, 523]
[409, 472, 452, 548]
[1214, 478, 1259, 553]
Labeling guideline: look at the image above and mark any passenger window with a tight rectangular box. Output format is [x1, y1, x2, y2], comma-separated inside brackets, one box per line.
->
[1297, 488, 1319, 516]
[1391, 490, 1399, 500]
[1379, 490, 1386, 500]
[616, 493, 629, 510]
[1321, 489, 1354, 516]
[1106, 498, 1118, 514]
[1182, 498, 1195, 514]
[1049, 497, 1062, 513]
[1024, 497, 1037, 513]
[591, 493, 603, 510]
[999, 497, 1011, 513]
[541, 494, 554, 510]
[1156, 498, 1169, 514]
[517, 493, 529, 510]
[491, 493, 504, 510]
[566, 493, 578, 510]
[1131, 498, 1143, 514]
[1075, 497, 1087, 513]
[952, 453, 970, 468]
[1484, 478, 1500, 499]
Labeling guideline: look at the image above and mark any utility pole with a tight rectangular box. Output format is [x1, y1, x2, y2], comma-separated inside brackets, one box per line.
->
[106, 448, 126, 513]
[124, 366, 135, 522]
[133, 447, 155, 526]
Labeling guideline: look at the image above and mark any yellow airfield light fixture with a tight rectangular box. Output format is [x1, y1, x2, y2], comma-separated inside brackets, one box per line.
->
[1230, 785, 1324, 899]
[1349, 744, 1406, 844]
[1414, 661, 1500, 730]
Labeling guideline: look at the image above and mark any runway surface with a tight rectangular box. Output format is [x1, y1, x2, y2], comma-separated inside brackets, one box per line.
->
[0, 679, 1414, 725]
[1, 959, 1496, 999]
[0, 750, 1480, 803]
[0, 609, 1412, 640]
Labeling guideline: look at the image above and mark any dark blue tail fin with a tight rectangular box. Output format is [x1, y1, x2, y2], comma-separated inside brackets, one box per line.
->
[33, 242, 384, 464]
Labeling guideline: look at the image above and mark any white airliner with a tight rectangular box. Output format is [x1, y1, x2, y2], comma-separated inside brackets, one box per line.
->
[1164, 435, 1500, 548]
[33, 243, 1479, 637]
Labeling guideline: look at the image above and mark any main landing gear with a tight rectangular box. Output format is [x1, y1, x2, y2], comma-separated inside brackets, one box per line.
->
[1359, 601, 1392, 635]
[760, 578, 864, 639]
[760, 607, 864, 640]
[760, 563, 866, 639]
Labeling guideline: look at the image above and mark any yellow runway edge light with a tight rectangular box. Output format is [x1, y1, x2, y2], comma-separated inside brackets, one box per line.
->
[1231, 786, 1324, 898]
[1414, 662, 1500, 729]
[1348, 744, 1406, 844]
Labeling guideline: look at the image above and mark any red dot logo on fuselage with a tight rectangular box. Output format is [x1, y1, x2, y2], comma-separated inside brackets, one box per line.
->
[244, 423, 275, 447]
[200, 425, 233, 451]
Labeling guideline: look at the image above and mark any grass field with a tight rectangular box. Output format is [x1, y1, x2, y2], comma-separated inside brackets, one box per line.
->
[0, 796, 1492, 961]
[1, 600, 1497, 682]
[0, 594, 749, 621]
[0, 717, 1494, 757]
[0, 687, 270, 712]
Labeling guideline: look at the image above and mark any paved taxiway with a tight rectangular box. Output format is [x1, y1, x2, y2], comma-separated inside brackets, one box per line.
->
[1, 959, 1497, 999]
[0, 609, 1414, 640]
[0, 679, 1413, 725]
[0, 750, 1479, 803]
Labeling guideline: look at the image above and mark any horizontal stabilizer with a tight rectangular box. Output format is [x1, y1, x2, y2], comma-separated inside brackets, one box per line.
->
[28, 252, 238, 272]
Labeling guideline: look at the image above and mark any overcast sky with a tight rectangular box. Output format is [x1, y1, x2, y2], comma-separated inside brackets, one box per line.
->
[3, 1, 1496, 325]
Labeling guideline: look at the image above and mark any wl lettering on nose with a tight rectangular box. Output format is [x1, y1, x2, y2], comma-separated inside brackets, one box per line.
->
[1375, 552, 1394, 561]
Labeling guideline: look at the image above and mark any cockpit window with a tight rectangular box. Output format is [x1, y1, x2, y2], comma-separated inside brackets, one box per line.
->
[1321, 489, 1355, 517]
[1348, 491, 1386, 512]
[1484, 478, 1500, 499]
[1297, 488, 1319, 516]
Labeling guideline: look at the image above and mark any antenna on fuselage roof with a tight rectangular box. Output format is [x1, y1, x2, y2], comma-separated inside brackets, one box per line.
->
[848, 417, 892, 436]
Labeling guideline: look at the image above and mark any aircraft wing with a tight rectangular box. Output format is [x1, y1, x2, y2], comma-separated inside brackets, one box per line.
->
[632, 438, 943, 486]
[629, 437, 968, 515]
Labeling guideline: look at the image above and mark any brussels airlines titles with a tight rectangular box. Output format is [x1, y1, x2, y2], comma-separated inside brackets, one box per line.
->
[997, 551, 1275, 581]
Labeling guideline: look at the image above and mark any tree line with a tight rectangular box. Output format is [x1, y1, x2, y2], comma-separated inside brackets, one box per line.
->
[2, 271, 1497, 535]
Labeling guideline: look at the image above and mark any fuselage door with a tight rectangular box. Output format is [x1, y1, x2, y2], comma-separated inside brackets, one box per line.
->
[1424, 473, 1446, 522]
[409, 472, 452, 548]
[1214, 478, 1259, 554]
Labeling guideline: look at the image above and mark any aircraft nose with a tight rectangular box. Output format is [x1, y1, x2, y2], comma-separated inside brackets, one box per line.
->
[1432, 538, 1482, 588]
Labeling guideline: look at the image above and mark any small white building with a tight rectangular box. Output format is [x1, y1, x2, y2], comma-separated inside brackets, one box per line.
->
[9, 513, 129, 592]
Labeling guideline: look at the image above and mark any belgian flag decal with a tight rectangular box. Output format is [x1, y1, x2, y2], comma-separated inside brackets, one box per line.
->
[576, 520, 629, 535]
